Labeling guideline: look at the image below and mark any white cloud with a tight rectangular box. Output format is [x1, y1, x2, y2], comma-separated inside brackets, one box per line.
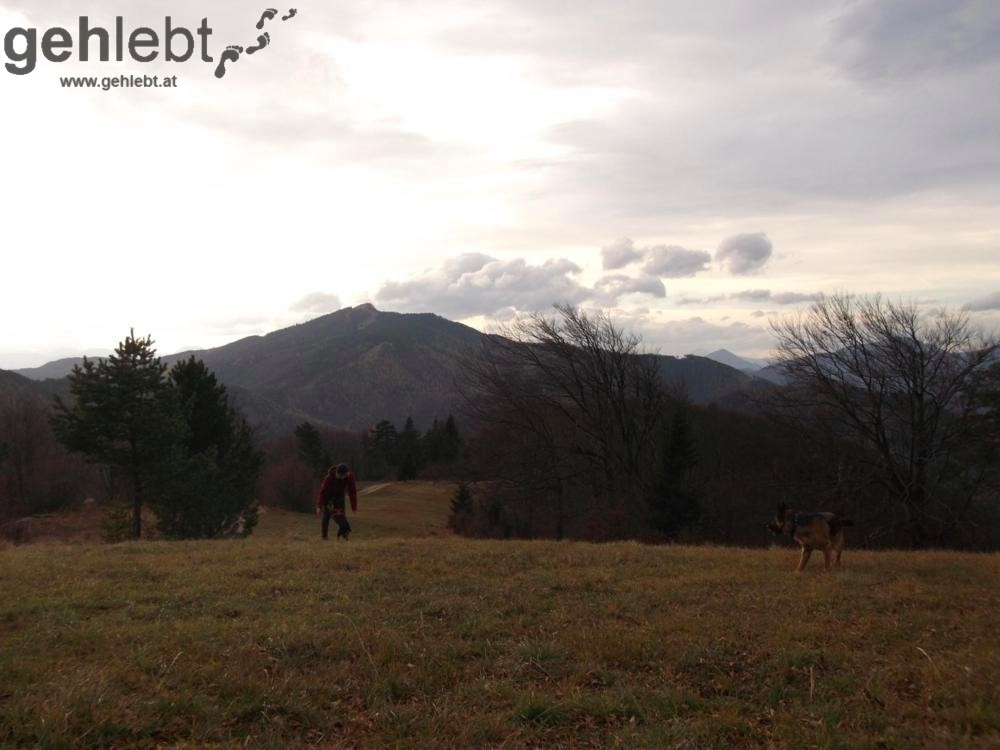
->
[376, 254, 591, 317]
[593, 274, 666, 304]
[730, 289, 814, 305]
[643, 245, 712, 278]
[965, 291, 1000, 312]
[290, 293, 343, 315]
[829, 0, 1000, 81]
[729, 289, 772, 303]
[680, 289, 814, 306]
[601, 237, 643, 270]
[618, 313, 777, 358]
[716, 233, 773, 275]
[600, 237, 711, 277]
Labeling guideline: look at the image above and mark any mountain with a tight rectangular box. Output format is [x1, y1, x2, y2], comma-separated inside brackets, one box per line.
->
[0, 368, 51, 405]
[705, 349, 769, 372]
[655, 355, 752, 403]
[175, 307, 757, 429]
[14, 305, 757, 434]
[0, 369, 38, 396]
[170, 304, 484, 433]
[753, 364, 790, 385]
[14, 357, 90, 381]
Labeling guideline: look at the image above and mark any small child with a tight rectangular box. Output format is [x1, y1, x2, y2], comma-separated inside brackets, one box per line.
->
[316, 463, 358, 540]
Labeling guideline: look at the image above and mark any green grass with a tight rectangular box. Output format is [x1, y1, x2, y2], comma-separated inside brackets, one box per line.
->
[1, 483, 998, 748]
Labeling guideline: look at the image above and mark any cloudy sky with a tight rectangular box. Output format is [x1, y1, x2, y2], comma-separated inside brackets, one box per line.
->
[1, 0, 998, 368]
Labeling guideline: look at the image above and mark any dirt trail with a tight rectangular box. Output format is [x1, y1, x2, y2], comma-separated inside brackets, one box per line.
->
[359, 483, 393, 496]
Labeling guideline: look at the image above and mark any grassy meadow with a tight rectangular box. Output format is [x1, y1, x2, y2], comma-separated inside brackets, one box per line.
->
[1, 483, 998, 748]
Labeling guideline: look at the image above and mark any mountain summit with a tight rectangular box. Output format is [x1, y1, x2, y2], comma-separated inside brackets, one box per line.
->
[177, 304, 484, 432]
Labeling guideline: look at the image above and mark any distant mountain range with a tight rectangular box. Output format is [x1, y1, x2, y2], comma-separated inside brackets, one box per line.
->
[4, 305, 768, 434]
[10, 357, 105, 382]
[705, 349, 769, 372]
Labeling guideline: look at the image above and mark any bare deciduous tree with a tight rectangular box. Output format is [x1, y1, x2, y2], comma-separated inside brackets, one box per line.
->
[771, 293, 998, 545]
[459, 304, 667, 538]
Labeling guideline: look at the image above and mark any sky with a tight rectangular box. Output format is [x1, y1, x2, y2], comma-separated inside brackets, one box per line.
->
[1, 0, 998, 368]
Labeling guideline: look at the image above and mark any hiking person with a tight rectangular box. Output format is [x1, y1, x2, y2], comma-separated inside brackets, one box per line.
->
[316, 463, 358, 540]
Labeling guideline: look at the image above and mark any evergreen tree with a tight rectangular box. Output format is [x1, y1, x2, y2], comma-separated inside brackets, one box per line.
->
[450, 480, 473, 515]
[422, 414, 462, 466]
[51, 331, 184, 539]
[294, 421, 329, 475]
[397, 416, 422, 476]
[397, 451, 418, 481]
[443, 415, 461, 462]
[448, 480, 475, 532]
[400, 416, 421, 445]
[648, 407, 701, 537]
[171, 356, 231, 455]
[373, 419, 399, 463]
[422, 418, 443, 464]
[153, 358, 264, 539]
[363, 420, 399, 480]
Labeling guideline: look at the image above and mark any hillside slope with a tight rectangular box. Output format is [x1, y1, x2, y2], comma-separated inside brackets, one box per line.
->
[0, 369, 47, 402]
[179, 304, 484, 431]
[11, 357, 91, 382]
[655, 355, 751, 403]
[1, 530, 996, 748]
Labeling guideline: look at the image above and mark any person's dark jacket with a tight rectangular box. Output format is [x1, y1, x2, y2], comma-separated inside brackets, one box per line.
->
[316, 470, 358, 512]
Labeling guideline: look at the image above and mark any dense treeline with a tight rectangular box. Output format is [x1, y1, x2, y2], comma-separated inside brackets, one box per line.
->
[3, 296, 998, 549]
[258, 414, 466, 512]
[0, 390, 94, 524]
[451, 299, 1000, 549]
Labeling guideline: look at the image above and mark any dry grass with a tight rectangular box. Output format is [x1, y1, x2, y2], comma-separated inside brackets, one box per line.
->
[1, 482, 998, 748]
[255, 482, 453, 543]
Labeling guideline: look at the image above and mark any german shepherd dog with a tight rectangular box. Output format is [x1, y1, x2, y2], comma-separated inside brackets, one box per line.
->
[769, 503, 854, 571]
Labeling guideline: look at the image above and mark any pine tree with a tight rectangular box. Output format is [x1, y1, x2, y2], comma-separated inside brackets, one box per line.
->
[154, 357, 263, 539]
[443, 415, 461, 462]
[51, 331, 184, 539]
[448, 480, 475, 532]
[450, 480, 473, 515]
[398, 416, 422, 477]
[294, 421, 329, 475]
[422, 418, 443, 464]
[397, 451, 418, 481]
[648, 407, 701, 537]
[171, 357, 231, 455]
[363, 420, 399, 480]
[373, 419, 399, 464]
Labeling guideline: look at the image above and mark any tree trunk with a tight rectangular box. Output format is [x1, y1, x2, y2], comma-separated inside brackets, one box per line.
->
[132, 474, 143, 539]
[555, 479, 565, 540]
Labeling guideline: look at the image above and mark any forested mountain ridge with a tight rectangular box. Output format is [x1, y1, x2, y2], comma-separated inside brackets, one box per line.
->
[9, 305, 754, 432]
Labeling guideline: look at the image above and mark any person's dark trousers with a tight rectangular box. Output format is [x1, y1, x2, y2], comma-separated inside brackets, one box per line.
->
[333, 513, 351, 538]
[321, 507, 352, 539]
